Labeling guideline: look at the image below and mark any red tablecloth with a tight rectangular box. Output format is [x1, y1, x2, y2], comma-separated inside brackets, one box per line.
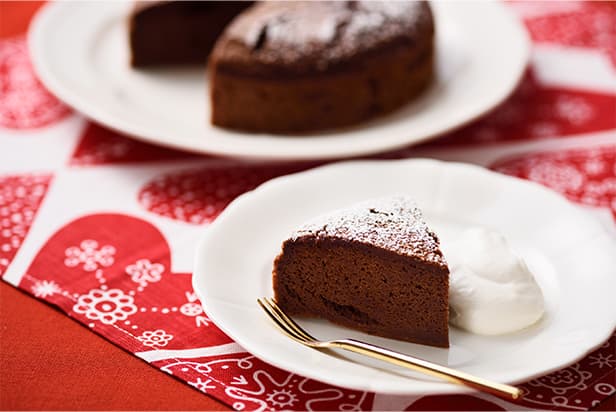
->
[1, 1, 615, 411]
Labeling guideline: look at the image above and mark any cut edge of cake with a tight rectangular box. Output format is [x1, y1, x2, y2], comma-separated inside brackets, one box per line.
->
[272, 195, 450, 348]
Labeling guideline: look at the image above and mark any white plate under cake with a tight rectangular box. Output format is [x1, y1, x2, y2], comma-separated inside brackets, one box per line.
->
[193, 159, 616, 394]
[29, 2, 528, 159]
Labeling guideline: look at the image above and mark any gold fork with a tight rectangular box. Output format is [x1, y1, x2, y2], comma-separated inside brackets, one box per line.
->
[257, 297, 521, 400]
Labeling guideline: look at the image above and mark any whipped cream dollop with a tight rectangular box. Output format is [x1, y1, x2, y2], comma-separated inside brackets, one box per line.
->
[446, 227, 545, 335]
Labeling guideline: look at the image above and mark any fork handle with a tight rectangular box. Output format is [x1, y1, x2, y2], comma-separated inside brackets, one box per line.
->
[331, 339, 521, 400]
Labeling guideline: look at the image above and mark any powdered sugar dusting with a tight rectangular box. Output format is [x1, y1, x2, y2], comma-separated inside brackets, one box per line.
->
[229, 2, 346, 48]
[265, 3, 344, 46]
[292, 195, 446, 266]
[347, 2, 421, 37]
[225, 1, 430, 67]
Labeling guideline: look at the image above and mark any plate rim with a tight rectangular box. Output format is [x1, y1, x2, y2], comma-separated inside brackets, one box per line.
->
[28, 2, 530, 160]
[193, 158, 616, 394]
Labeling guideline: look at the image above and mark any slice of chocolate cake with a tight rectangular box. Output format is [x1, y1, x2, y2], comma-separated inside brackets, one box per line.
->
[272, 195, 449, 347]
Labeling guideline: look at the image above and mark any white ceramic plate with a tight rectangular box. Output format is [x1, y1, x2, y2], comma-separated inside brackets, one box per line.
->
[193, 159, 616, 395]
[29, 2, 529, 160]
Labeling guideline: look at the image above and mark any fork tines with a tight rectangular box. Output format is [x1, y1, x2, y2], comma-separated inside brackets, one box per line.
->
[257, 297, 315, 342]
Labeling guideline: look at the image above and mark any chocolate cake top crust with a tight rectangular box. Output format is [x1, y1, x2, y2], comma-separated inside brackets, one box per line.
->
[211, 1, 434, 77]
[291, 196, 446, 268]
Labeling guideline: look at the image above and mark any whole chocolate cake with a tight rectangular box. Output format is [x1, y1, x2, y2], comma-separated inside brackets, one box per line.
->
[210, 1, 434, 133]
[272, 196, 450, 348]
[129, 1, 435, 133]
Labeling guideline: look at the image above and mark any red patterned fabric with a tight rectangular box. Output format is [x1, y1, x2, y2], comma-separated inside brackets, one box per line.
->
[71, 122, 197, 165]
[1, 1, 615, 411]
[423, 71, 615, 147]
[492, 146, 616, 219]
[154, 355, 374, 411]
[0, 174, 51, 277]
[138, 164, 315, 224]
[19, 214, 232, 348]
[0, 36, 70, 129]
[516, 1, 616, 67]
